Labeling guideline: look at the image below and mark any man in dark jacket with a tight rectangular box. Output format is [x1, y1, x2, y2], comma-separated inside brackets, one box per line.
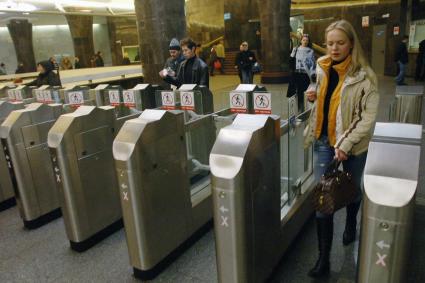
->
[395, 35, 409, 85]
[95, 51, 104, 67]
[27, 60, 61, 87]
[160, 38, 185, 79]
[415, 39, 425, 81]
[161, 38, 209, 88]
[234, 41, 256, 84]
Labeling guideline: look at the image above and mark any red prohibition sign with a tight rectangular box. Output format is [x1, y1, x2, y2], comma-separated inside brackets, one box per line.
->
[232, 93, 245, 107]
[255, 95, 269, 108]
[182, 93, 193, 105]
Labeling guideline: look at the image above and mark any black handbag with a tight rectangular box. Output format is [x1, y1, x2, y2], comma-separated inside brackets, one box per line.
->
[312, 159, 358, 215]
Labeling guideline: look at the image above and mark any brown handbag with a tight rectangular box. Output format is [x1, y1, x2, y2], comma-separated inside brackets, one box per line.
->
[312, 160, 358, 215]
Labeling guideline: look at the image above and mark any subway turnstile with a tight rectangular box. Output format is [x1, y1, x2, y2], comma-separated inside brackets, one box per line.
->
[48, 106, 139, 251]
[0, 101, 25, 211]
[210, 114, 316, 283]
[113, 109, 213, 279]
[0, 103, 64, 228]
[358, 122, 422, 283]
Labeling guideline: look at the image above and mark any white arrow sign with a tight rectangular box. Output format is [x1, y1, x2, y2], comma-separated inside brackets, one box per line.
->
[376, 240, 390, 250]
[219, 206, 229, 213]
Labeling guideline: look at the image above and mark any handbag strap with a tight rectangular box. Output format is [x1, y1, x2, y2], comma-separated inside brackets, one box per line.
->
[324, 159, 341, 177]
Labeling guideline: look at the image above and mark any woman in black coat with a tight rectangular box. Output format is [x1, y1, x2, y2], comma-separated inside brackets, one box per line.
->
[27, 60, 62, 87]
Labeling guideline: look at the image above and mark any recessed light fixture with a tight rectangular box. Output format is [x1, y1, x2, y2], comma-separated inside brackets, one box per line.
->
[79, 9, 92, 13]
[22, 12, 30, 15]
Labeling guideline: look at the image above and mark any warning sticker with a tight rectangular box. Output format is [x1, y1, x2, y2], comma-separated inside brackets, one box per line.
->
[14, 90, 23, 101]
[123, 90, 136, 108]
[35, 90, 44, 103]
[109, 90, 121, 106]
[161, 91, 176, 110]
[68, 91, 84, 107]
[180, 91, 195, 111]
[230, 92, 247, 113]
[8, 90, 16, 101]
[253, 92, 272, 114]
[43, 90, 53, 104]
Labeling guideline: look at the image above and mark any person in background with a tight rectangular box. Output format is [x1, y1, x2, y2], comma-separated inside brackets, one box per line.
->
[215, 40, 225, 74]
[287, 34, 316, 112]
[415, 39, 425, 81]
[90, 55, 96, 68]
[134, 51, 140, 62]
[95, 51, 104, 67]
[60, 57, 73, 70]
[395, 35, 409, 85]
[122, 53, 131, 65]
[27, 60, 62, 87]
[50, 57, 59, 72]
[234, 41, 256, 84]
[159, 38, 185, 80]
[209, 44, 218, 76]
[15, 62, 25, 74]
[74, 57, 82, 69]
[161, 37, 209, 88]
[305, 19, 379, 278]
[0, 63, 6, 75]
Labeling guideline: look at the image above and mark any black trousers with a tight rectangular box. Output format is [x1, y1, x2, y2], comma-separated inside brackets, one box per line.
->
[287, 72, 310, 112]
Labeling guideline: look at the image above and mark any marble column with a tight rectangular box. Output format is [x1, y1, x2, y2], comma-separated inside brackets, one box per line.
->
[107, 17, 139, 66]
[65, 14, 95, 68]
[134, 0, 186, 84]
[7, 19, 36, 72]
[224, 0, 259, 50]
[257, 0, 291, 83]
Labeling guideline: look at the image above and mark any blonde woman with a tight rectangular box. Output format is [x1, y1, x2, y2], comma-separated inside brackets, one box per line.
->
[305, 20, 379, 278]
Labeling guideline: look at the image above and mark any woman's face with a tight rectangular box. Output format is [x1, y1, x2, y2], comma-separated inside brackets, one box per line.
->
[326, 29, 352, 62]
[301, 36, 309, 47]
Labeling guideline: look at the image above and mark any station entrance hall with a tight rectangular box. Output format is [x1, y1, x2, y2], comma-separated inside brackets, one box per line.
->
[1, 0, 425, 282]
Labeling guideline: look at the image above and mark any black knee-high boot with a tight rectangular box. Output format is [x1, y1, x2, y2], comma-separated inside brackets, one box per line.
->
[308, 217, 334, 278]
[343, 201, 361, 246]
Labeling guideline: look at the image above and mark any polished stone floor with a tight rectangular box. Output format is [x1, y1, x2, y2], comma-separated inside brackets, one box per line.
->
[0, 75, 424, 283]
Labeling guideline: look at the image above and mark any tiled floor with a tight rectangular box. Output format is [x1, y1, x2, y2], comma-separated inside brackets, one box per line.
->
[1, 75, 425, 283]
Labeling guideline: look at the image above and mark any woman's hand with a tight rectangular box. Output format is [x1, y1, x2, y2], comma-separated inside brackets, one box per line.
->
[335, 148, 348, 161]
[306, 89, 317, 102]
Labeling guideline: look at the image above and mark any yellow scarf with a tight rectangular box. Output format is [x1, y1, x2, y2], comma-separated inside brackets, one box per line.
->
[315, 55, 352, 146]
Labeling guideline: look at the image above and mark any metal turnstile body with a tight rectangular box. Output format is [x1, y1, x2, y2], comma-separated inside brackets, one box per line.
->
[0, 103, 63, 228]
[358, 122, 422, 283]
[34, 85, 62, 104]
[0, 101, 25, 210]
[210, 114, 281, 283]
[62, 85, 92, 107]
[393, 85, 424, 124]
[48, 106, 137, 251]
[90, 84, 112, 106]
[113, 110, 212, 279]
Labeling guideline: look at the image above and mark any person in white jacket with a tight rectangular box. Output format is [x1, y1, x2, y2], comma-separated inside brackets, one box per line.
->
[304, 20, 379, 278]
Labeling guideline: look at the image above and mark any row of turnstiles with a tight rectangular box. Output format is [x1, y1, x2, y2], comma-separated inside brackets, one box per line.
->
[0, 81, 422, 282]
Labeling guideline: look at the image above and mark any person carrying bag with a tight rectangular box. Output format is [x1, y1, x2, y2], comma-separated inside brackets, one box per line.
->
[304, 20, 379, 278]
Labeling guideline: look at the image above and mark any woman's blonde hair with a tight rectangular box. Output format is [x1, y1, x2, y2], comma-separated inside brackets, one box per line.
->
[325, 20, 377, 86]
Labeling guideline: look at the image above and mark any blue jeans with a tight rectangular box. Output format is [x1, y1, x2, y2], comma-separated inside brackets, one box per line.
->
[241, 68, 253, 84]
[314, 136, 367, 218]
[395, 61, 406, 85]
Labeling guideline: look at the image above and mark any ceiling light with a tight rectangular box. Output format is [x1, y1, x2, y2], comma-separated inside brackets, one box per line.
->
[79, 9, 92, 13]
[26, 0, 134, 10]
[22, 12, 30, 15]
[0, 1, 37, 12]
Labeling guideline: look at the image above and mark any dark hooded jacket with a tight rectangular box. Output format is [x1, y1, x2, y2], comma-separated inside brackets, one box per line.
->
[27, 61, 61, 87]
[164, 56, 209, 88]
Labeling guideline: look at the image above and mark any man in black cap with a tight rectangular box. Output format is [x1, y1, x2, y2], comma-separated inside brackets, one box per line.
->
[159, 38, 185, 79]
[161, 37, 209, 88]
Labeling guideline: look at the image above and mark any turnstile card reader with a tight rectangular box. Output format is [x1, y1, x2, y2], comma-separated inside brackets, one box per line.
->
[358, 122, 422, 283]
[156, 84, 213, 114]
[113, 109, 212, 279]
[229, 84, 268, 114]
[0, 103, 64, 228]
[62, 85, 92, 108]
[48, 106, 134, 251]
[0, 101, 25, 211]
[123, 84, 161, 111]
[7, 85, 35, 104]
